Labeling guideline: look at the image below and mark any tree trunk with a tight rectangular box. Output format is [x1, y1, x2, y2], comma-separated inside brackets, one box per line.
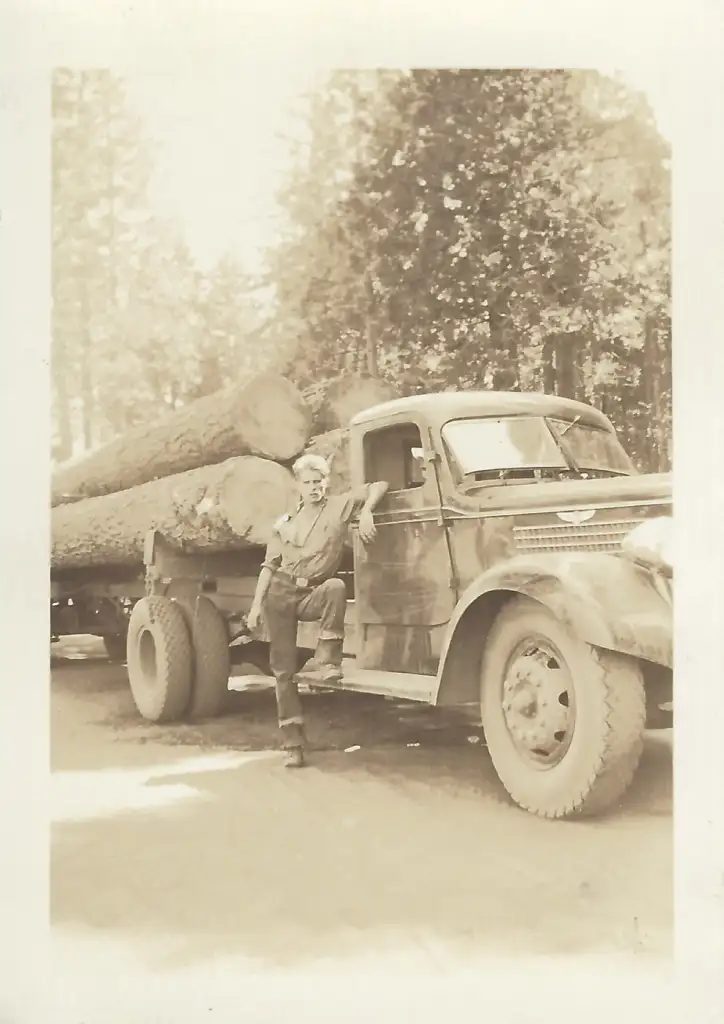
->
[505, 332, 521, 390]
[80, 277, 93, 451]
[572, 335, 585, 401]
[487, 304, 507, 386]
[302, 374, 398, 435]
[642, 316, 664, 471]
[78, 70, 94, 453]
[364, 271, 379, 377]
[189, 352, 225, 400]
[555, 335, 576, 398]
[542, 338, 556, 393]
[52, 367, 74, 463]
[51, 371, 310, 506]
[490, 328, 520, 390]
[51, 456, 296, 571]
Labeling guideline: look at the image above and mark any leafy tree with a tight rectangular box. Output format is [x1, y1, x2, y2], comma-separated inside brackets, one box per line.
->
[270, 68, 671, 471]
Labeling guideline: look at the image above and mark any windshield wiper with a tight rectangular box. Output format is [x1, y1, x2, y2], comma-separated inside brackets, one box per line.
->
[545, 419, 581, 473]
[557, 415, 580, 438]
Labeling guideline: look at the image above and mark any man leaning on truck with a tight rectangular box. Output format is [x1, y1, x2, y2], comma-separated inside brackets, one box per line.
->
[247, 454, 389, 768]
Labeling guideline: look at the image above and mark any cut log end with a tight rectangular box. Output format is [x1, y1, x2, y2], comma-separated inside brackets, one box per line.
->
[217, 459, 298, 547]
[232, 373, 312, 462]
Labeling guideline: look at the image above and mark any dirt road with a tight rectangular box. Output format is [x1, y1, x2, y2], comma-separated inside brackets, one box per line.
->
[49, 636, 675, 1023]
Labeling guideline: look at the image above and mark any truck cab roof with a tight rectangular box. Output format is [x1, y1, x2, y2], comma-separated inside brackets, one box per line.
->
[349, 390, 615, 433]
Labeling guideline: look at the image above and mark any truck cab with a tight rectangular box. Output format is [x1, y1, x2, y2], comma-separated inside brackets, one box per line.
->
[325, 391, 672, 819]
[349, 391, 671, 671]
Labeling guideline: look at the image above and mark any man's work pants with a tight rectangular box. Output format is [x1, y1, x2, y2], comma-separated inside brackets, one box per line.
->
[264, 574, 346, 749]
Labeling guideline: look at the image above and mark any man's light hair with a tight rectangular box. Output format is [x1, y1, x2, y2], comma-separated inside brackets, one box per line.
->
[292, 453, 330, 479]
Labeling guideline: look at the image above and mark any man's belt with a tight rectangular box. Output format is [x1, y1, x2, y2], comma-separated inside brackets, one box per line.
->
[275, 568, 328, 589]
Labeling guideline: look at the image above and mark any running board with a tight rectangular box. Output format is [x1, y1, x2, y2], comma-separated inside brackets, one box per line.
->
[333, 667, 435, 703]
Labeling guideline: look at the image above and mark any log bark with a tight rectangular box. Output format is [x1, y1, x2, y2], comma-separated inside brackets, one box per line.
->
[51, 371, 310, 506]
[51, 456, 297, 571]
[302, 374, 398, 436]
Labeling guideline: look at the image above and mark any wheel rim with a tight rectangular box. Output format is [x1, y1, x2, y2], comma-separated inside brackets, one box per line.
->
[499, 635, 576, 768]
[138, 628, 158, 688]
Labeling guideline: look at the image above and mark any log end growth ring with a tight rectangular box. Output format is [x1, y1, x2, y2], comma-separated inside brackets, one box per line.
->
[233, 374, 312, 462]
[222, 457, 297, 545]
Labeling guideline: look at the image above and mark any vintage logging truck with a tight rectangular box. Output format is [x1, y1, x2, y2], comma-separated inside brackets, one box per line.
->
[51, 390, 673, 819]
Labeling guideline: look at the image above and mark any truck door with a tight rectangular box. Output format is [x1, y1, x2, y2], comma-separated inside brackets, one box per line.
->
[352, 420, 457, 674]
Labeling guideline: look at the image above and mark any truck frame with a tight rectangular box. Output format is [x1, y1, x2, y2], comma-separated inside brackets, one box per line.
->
[51, 390, 673, 819]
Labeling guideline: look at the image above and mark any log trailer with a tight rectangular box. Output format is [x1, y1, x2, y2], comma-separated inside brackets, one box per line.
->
[51, 390, 673, 819]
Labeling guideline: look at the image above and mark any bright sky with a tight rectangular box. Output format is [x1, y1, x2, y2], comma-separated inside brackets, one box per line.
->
[124, 65, 673, 276]
[124, 65, 326, 274]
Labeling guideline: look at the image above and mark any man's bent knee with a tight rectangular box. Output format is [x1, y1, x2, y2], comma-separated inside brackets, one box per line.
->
[315, 578, 346, 639]
[320, 577, 345, 594]
[319, 578, 346, 615]
[319, 578, 346, 605]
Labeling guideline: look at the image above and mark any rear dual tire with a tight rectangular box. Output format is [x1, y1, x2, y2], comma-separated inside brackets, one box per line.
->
[177, 595, 231, 720]
[102, 633, 128, 663]
[126, 595, 230, 723]
[126, 597, 192, 723]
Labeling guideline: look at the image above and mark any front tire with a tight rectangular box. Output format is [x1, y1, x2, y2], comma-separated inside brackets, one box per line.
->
[480, 596, 646, 819]
[126, 596, 192, 722]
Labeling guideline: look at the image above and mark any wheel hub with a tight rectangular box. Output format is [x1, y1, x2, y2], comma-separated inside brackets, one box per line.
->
[501, 652, 572, 762]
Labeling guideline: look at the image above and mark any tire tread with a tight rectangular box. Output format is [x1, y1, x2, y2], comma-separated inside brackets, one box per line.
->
[179, 596, 231, 720]
[127, 596, 192, 722]
[481, 597, 646, 819]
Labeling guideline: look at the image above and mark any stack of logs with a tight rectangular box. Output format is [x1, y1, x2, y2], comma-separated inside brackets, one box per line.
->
[51, 372, 398, 572]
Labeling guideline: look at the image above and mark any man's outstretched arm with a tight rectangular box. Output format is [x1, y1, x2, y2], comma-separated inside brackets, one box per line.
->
[357, 480, 389, 544]
[363, 480, 389, 510]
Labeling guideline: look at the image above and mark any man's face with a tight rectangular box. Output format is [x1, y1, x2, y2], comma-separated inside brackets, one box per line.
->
[298, 469, 327, 505]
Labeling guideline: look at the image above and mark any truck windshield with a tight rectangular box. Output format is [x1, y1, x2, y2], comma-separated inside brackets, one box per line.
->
[441, 416, 633, 480]
[547, 418, 634, 474]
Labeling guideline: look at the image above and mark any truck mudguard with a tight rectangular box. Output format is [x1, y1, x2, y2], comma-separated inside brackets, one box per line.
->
[434, 550, 672, 708]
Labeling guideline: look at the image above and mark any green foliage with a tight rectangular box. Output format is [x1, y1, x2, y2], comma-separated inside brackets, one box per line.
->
[269, 69, 671, 471]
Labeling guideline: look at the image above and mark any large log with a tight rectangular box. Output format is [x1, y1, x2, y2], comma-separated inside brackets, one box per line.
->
[51, 456, 297, 571]
[51, 372, 311, 506]
[302, 375, 398, 436]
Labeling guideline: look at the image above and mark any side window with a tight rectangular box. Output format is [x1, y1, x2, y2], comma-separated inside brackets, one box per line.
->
[363, 423, 425, 492]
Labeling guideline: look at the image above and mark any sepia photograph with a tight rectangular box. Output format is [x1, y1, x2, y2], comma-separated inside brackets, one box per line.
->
[3, 2, 724, 1021]
[48, 59, 676, 1004]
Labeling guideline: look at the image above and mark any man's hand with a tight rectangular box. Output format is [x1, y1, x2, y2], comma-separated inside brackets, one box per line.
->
[358, 507, 377, 545]
[246, 605, 262, 633]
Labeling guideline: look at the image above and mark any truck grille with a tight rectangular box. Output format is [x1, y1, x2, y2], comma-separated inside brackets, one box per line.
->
[513, 517, 643, 554]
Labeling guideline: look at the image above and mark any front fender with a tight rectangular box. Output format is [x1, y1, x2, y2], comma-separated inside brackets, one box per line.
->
[434, 551, 672, 708]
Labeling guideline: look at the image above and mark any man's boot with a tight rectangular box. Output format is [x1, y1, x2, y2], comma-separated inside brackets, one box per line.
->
[298, 638, 344, 686]
[284, 746, 306, 769]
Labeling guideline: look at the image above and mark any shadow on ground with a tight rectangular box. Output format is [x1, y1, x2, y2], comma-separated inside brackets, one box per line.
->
[51, 637, 673, 970]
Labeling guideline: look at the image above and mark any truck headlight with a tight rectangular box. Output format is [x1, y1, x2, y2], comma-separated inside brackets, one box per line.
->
[621, 516, 673, 576]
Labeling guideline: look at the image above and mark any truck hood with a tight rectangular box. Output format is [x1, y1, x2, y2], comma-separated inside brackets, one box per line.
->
[464, 471, 672, 514]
